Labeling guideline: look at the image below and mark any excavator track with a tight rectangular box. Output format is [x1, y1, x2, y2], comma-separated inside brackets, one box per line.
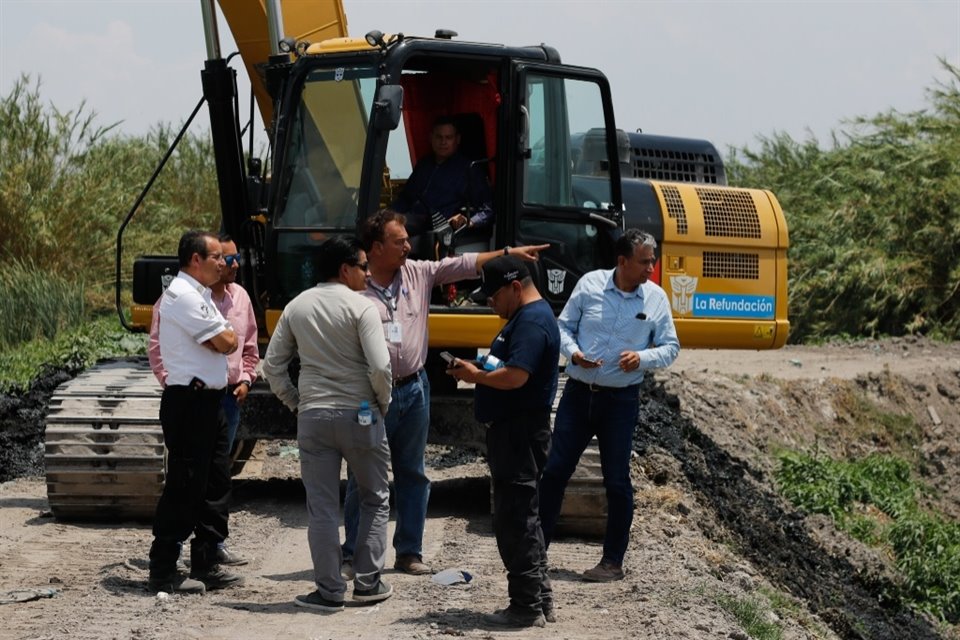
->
[44, 358, 164, 521]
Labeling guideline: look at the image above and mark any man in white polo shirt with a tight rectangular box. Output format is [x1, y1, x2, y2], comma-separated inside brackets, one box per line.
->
[148, 230, 243, 595]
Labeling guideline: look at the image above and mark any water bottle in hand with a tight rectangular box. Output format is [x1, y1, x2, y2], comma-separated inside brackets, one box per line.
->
[478, 353, 504, 371]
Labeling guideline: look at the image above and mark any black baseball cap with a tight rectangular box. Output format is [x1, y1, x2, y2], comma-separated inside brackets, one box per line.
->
[480, 255, 530, 297]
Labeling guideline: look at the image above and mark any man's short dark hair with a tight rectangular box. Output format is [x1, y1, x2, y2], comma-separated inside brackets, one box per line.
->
[359, 209, 407, 251]
[432, 115, 459, 133]
[218, 233, 234, 245]
[316, 236, 363, 281]
[178, 230, 217, 267]
[614, 228, 657, 260]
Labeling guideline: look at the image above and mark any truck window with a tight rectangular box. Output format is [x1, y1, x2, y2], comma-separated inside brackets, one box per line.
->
[523, 76, 610, 209]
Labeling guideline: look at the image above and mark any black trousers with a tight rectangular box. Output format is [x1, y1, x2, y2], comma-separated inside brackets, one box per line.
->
[149, 385, 231, 577]
[486, 408, 552, 614]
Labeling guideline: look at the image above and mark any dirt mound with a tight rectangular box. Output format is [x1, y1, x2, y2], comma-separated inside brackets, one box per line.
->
[0, 362, 82, 483]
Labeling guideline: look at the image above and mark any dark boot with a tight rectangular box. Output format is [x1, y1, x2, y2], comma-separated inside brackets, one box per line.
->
[482, 606, 546, 628]
[190, 540, 244, 590]
[148, 573, 205, 594]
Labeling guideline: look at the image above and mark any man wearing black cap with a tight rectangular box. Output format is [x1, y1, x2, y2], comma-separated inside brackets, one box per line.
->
[447, 255, 560, 629]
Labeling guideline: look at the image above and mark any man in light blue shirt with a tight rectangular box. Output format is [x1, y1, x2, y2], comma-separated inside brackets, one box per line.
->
[539, 229, 679, 583]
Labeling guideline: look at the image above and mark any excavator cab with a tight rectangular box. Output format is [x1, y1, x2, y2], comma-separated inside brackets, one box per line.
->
[262, 36, 627, 344]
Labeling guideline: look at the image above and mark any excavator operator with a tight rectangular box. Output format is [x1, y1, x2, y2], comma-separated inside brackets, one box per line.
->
[390, 115, 493, 236]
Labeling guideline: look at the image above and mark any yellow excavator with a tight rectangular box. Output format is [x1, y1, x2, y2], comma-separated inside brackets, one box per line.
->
[43, 0, 788, 524]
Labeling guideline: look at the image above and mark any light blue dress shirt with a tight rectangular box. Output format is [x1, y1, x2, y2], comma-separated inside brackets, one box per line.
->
[558, 268, 680, 388]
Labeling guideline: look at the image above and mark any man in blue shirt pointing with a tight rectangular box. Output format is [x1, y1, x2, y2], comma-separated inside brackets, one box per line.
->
[539, 228, 680, 583]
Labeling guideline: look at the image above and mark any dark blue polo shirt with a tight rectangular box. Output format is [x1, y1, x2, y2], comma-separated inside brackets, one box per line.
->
[475, 299, 560, 423]
[391, 152, 493, 226]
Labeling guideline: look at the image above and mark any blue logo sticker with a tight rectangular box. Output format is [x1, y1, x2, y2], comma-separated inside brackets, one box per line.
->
[691, 294, 775, 319]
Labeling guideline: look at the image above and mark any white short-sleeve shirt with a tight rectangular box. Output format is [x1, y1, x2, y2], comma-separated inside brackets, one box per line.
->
[158, 272, 232, 388]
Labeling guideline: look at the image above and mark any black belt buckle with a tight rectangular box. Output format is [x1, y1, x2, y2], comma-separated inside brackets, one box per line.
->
[573, 378, 606, 393]
[394, 370, 421, 387]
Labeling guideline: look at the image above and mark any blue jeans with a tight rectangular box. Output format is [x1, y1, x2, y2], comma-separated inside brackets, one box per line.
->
[344, 370, 430, 559]
[222, 391, 240, 453]
[539, 379, 640, 566]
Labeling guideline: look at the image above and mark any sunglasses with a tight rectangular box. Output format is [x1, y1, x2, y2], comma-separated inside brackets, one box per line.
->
[224, 253, 242, 266]
[353, 261, 369, 271]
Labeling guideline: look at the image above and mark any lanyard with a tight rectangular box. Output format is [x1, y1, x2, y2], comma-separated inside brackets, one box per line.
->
[370, 279, 401, 321]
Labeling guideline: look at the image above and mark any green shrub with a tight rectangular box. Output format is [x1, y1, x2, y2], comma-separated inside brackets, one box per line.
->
[728, 59, 960, 342]
[715, 592, 783, 640]
[889, 513, 960, 621]
[0, 74, 221, 311]
[776, 451, 960, 621]
[0, 315, 145, 392]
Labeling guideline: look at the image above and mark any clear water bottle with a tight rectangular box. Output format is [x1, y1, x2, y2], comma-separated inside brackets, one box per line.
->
[478, 353, 504, 371]
[358, 401, 374, 426]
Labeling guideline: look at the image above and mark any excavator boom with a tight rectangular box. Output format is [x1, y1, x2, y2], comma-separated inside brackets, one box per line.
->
[214, 0, 349, 127]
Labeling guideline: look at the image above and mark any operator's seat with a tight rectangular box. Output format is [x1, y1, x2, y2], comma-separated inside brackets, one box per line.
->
[449, 112, 494, 253]
[452, 112, 488, 163]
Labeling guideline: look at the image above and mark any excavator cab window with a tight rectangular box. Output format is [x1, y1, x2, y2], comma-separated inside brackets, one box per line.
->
[513, 69, 621, 309]
[270, 64, 377, 304]
[522, 75, 611, 209]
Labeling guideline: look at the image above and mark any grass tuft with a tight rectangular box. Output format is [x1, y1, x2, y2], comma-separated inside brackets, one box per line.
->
[715, 592, 783, 640]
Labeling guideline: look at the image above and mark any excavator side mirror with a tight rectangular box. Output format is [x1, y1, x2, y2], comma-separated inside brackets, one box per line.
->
[373, 85, 403, 131]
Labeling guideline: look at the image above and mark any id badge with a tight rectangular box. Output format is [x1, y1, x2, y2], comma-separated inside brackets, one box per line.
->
[387, 321, 402, 343]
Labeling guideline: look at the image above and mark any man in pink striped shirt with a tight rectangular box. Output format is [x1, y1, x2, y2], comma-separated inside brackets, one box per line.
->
[149, 234, 259, 566]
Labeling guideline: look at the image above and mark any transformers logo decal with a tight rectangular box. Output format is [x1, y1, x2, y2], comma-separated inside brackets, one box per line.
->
[670, 275, 698, 315]
[547, 269, 566, 295]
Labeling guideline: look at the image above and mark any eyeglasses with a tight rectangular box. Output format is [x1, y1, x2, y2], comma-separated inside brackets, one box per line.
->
[224, 253, 242, 266]
[353, 261, 369, 271]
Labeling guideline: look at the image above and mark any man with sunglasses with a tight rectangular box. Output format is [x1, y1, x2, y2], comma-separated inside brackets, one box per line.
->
[148, 233, 259, 569]
[261, 237, 394, 612]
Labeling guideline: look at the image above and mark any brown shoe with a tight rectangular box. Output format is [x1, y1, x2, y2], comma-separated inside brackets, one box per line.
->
[394, 554, 432, 575]
[582, 559, 624, 582]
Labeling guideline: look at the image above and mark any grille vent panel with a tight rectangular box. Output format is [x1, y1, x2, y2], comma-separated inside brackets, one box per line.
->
[633, 147, 720, 183]
[696, 188, 761, 238]
[661, 185, 688, 235]
[703, 251, 760, 280]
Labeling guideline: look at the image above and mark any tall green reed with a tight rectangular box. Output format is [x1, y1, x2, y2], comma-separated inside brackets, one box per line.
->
[0, 258, 85, 348]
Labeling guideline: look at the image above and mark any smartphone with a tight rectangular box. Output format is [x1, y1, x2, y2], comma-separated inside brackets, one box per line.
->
[439, 351, 457, 366]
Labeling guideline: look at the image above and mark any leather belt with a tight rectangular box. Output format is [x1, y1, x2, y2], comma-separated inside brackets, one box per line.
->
[393, 369, 423, 387]
[569, 378, 637, 393]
